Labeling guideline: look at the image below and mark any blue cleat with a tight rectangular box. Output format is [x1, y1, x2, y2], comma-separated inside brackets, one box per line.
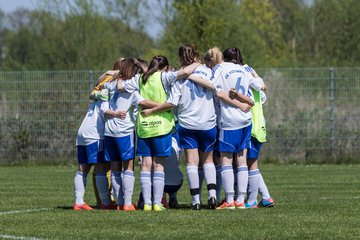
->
[258, 197, 275, 208]
[245, 201, 258, 209]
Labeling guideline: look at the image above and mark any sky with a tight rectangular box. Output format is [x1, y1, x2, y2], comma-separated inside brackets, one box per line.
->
[0, 0, 36, 12]
[0, 0, 163, 39]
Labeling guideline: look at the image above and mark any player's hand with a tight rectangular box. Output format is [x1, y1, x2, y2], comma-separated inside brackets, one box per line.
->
[229, 88, 237, 99]
[141, 109, 153, 117]
[115, 110, 126, 119]
[239, 103, 251, 113]
[261, 84, 267, 91]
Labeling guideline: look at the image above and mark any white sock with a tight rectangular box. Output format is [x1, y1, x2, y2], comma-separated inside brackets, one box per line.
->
[247, 169, 260, 204]
[74, 171, 87, 205]
[198, 166, 204, 203]
[140, 171, 152, 205]
[258, 172, 271, 199]
[186, 165, 200, 205]
[221, 165, 234, 204]
[111, 171, 124, 206]
[203, 163, 216, 199]
[153, 171, 165, 205]
[123, 170, 135, 206]
[95, 172, 110, 206]
[236, 166, 248, 203]
[215, 164, 222, 201]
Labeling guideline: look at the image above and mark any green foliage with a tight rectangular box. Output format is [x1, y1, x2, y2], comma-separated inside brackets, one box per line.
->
[1, 2, 154, 70]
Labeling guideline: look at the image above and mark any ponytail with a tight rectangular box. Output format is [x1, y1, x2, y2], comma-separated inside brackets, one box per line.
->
[142, 55, 169, 84]
[223, 47, 243, 65]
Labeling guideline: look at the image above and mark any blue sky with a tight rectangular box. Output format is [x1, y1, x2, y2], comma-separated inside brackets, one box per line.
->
[0, 0, 36, 12]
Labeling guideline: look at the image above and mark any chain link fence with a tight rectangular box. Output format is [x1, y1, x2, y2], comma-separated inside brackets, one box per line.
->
[0, 68, 359, 163]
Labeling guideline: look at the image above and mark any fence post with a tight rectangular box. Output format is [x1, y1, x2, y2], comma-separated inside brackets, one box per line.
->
[330, 67, 334, 151]
[89, 70, 94, 92]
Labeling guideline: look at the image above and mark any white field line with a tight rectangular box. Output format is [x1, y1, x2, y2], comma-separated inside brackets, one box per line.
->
[319, 196, 360, 200]
[0, 234, 44, 240]
[0, 208, 52, 216]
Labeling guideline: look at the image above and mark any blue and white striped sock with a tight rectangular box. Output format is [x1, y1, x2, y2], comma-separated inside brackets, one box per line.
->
[140, 171, 152, 205]
[221, 165, 235, 204]
[95, 171, 110, 206]
[123, 170, 135, 206]
[247, 169, 260, 204]
[153, 171, 165, 205]
[236, 166, 248, 203]
[74, 171, 87, 205]
[111, 171, 123, 206]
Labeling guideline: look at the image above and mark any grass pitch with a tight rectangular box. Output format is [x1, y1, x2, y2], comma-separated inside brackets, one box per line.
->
[0, 164, 359, 239]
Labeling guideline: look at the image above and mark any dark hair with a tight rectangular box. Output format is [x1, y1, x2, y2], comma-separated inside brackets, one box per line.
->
[137, 58, 149, 74]
[112, 58, 125, 70]
[111, 58, 142, 81]
[223, 47, 243, 65]
[178, 44, 199, 67]
[142, 55, 169, 84]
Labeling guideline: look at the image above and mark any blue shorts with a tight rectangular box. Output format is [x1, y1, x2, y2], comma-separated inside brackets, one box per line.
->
[104, 134, 135, 162]
[137, 132, 172, 157]
[247, 137, 263, 159]
[218, 124, 252, 153]
[172, 123, 180, 149]
[178, 126, 216, 152]
[77, 140, 109, 164]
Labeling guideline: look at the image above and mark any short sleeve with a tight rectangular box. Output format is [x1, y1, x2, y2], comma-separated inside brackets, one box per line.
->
[122, 74, 141, 93]
[131, 91, 145, 106]
[161, 71, 178, 86]
[166, 82, 181, 106]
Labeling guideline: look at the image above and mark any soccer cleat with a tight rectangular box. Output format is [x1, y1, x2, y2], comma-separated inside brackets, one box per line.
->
[123, 204, 136, 211]
[208, 197, 217, 210]
[153, 204, 166, 211]
[143, 204, 152, 211]
[259, 197, 275, 208]
[169, 199, 179, 209]
[234, 201, 246, 209]
[161, 195, 169, 208]
[100, 203, 116, 210]
[73, 202, 93, 211]
[245, 201, 258, 209]
[217, 199, 226, 207]
[191, 203, 201, 210]
[216, 201, 235, 210]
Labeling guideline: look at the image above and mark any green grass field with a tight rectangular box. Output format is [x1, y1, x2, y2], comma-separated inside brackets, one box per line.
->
[0, 164, 359, 239]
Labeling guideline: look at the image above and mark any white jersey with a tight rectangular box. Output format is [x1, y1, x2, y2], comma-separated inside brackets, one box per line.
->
[212, 62, 263, 130]
[164, 137, 183, 186]
[76, 100, 107, 146]
[102, 81, 144, 137]
[243, 64, 266, 104]
[167, 65, 216, 130]
[122, 71, 178, 95]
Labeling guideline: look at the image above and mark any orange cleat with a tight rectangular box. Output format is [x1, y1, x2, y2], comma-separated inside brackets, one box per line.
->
[123, 204, 136, 211]
[74, 202, 93, 211]
[216, 201, 235, 210]
[234, 201, 245, 209]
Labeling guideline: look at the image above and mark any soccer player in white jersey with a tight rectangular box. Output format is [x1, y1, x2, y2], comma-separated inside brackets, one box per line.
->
[225, 50, 274, 208]
[73, 60, 123, 211]
[103, 58, 161, 211]
[207, 47, 264, 210]
[142, 45, 219, 210]
[118, 56, 200, 211]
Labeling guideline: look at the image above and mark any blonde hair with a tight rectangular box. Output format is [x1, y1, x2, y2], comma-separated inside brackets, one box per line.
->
[204, 47, 223, 68]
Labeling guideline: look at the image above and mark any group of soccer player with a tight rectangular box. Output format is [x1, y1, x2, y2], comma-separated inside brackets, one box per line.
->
[73, 44, 275, 211]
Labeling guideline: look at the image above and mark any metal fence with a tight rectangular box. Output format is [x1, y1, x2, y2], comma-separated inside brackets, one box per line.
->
[0, 68, 359, 163]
